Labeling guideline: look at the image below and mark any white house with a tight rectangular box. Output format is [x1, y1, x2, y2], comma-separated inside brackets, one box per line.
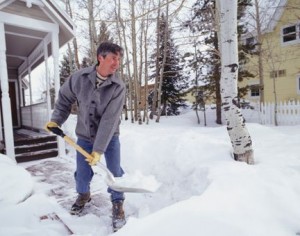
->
[0, 0, 75, 161]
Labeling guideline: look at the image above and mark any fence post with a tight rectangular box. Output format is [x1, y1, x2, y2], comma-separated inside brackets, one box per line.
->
[260, 102, 265, 125]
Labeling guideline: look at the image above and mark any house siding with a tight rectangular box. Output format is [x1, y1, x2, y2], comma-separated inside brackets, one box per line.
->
[241, 0, 300, 103]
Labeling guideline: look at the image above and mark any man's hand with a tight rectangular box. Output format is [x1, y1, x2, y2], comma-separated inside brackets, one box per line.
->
[45, 121, 59, 132]
[86, 151, 101, 166]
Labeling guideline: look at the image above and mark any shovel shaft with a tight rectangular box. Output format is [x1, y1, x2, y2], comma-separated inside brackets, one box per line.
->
[47, 126, 155, 193]
[47, 126, 116, 182]
[62, 136, 116, 183]
[63, 136, 91, 159]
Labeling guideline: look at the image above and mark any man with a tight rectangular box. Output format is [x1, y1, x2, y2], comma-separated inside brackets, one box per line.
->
[45, 42, 126, 231]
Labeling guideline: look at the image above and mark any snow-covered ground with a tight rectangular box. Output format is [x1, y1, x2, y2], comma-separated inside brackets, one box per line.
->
[1, 107, 300, 236]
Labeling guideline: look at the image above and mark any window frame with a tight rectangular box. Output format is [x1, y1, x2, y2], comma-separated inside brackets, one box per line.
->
[297, 75, 300, 95]
[281, 22, 300, 45]
[270, 69, 286, 78]
[249, 84, 260, 97]
[244, 36, 258, 53]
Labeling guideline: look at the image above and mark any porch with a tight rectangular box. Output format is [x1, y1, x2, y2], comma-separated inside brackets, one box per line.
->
[0, 0, 75, 162]
[1, 127, 58, 163]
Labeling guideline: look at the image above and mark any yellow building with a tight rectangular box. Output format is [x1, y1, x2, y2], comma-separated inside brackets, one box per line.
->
[241, 0, 300, 103]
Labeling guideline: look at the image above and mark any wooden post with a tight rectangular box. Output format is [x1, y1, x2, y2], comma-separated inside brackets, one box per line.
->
[0, 22, 15, 161]
[51, 31, 66, 158]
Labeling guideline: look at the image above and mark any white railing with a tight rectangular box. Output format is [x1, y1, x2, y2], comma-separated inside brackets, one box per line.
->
[259, 100, 300, 125]
[21, 102, 48, 130]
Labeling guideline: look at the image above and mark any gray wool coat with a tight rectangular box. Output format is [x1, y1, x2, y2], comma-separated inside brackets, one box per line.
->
[51, 65, 125, 153]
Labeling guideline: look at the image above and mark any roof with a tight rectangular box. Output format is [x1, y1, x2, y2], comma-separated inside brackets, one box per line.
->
[242, 0, 287, 38]
[0, 0, 75, 72]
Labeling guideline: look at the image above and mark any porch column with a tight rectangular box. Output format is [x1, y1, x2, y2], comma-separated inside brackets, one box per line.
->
[27, 65, 34, 128]
[0, 22, 15, 160]
[43, 38, 51, 120]
[51, 31, 66, 158]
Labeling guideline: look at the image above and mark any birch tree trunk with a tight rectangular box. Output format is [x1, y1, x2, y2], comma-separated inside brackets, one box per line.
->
[142, 0, 151, 124]
[65, 0, 80, 70]
[130, 0, 142, 124]
[150, 0, 161, 120]
[113, 0, 127, 120]
[114, 0, 134, 123]
[254, 0, 264, 106]
[87, 0, 97, 62]
[156, 3, 169, 123]
[138, 11, 144, 124]
[217, 0, 254, 164]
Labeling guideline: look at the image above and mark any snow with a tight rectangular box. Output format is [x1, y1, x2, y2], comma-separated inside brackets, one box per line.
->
[0, 155, 33, 204]
[109, 172, 161, 193]
[243, 0, 284, 35]
[1, 107, 300, 236]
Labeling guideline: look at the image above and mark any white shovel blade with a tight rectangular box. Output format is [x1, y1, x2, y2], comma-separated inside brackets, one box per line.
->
[105, 172, 161, 193]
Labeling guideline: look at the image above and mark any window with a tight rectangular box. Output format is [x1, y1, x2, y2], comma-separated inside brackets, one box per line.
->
[282, 23, 300, 44]
[250, 85, 260, 97]
[297, 76, 300, 94]
[246, 37, 255, 45]
[283, 25, 296, 42]
[270, 71, 277, 78]
[245, 36, 258, 52]
[278, 69, 286, 77]
[270, 69, 286, 78]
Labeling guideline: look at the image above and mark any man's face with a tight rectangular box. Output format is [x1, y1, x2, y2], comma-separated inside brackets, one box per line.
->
[98, 52, 121, 77]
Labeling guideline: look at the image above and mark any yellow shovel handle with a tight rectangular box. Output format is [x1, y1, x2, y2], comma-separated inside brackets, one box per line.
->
[62, 135, 115, 184]
[63, 136, 92, 160]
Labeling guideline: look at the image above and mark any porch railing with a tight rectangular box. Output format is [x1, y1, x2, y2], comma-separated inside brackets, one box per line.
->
[21, 102, 49, 131]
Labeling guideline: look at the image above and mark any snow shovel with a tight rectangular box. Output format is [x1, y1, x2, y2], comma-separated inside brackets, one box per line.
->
[47, 126, 160, 193]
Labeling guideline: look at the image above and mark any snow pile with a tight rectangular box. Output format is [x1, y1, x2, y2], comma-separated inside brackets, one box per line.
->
[0, 154, 33, 204]
[0, 108, 300, 236]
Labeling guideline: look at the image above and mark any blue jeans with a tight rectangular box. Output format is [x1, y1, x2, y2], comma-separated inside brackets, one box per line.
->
[75, 136, 125, 202]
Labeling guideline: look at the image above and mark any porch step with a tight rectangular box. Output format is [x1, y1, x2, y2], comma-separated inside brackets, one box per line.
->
[13, 132, 59, 163]
[15, 141, 58, 154]
[14, 135, 57, 146]
[16, 149, 59, 163]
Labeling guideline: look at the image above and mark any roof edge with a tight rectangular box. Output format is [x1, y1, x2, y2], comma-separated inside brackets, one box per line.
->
[263, 0, 287, 33]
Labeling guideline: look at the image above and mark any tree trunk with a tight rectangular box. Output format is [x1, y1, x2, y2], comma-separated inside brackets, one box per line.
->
[150, 0, 161, 120]
[139, 13, 144, 124]
[130, 0, 142, 124]
[156, 2, 169, 123]
[113, 0, 127, 120]
[115, 0, 134, 122]
[87, 0, 97, 62]
[194, 43, 200, 125]
[254, 0, 264, 106]
[65, 0, 80, 70]
[143, 0, 151, 124]
[215, 67, 222, 124]
[213, 24, 222, 125]
[217, 0, 254, 164]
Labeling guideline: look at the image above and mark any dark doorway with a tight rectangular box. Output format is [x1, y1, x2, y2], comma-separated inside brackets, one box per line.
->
[0, 81, 19, 128]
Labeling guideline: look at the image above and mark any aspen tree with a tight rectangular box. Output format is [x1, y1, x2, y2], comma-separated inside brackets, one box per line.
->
[217, 0, 254, 164]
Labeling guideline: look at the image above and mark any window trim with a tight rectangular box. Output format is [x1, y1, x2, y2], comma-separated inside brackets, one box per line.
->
[244, 36, 258, 53]
[281, 22, 300, 46]
[297, 75, 300, 95]
[270, 69, 286, 78]
[249, 84, 260, 97]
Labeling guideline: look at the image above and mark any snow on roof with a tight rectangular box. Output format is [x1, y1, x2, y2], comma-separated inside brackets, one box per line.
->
[242, 0, 287, 38]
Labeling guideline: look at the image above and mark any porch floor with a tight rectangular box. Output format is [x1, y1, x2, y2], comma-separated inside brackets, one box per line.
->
[14, 129, 50, 141]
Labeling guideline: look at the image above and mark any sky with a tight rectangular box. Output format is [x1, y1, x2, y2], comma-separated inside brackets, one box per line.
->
[1, 107, 300, 236]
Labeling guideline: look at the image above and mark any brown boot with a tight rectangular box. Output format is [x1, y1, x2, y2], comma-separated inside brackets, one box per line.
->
[70, 192, 91, 215]
[112, 200, 126, 232]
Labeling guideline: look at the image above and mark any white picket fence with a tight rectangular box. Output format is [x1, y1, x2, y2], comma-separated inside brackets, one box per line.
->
[259, 100, 300, 126]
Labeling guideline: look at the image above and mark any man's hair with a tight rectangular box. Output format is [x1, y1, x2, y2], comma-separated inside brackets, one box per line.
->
[96, 42, 123, 64]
